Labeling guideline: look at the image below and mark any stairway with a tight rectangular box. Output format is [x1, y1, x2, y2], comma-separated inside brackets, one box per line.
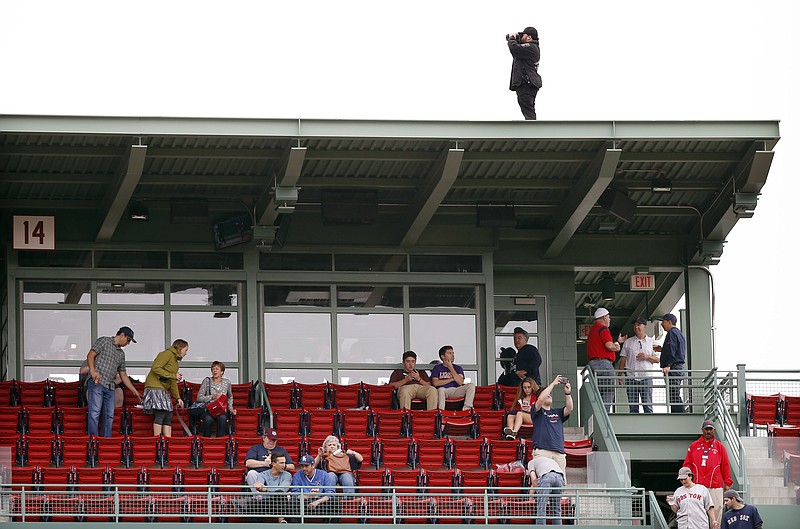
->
[741, 435, 795, 505]
[562, 427, 619, 525]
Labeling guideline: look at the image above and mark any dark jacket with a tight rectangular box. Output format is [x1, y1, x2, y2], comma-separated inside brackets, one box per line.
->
[508, 39, 542, 90]
[659, 327, 687, 368]
[514, 344, 542, 386]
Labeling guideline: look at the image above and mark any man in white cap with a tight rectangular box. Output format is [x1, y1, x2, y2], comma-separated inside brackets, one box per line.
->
[722, 489, 763, 529]
[669, 466, 717, 529]
[683, 420, 733, 524]
[586, 308, 620, 411]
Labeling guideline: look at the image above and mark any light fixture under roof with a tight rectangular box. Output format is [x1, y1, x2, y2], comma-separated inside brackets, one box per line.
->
[651, 178, 672, 193]
[129, 201, 149, 221]
[601, 275, 615, 301]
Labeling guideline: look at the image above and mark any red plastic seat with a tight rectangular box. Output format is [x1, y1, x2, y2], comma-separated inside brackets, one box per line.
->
[784, 451, 800, 485]
[273, 408, 306, 437]
[343, 437, 377, 468]
[451, 438, 487, 470]
[263, 382, 297, 410]
[362, 383, 395, 410]
[231, 407, 265, 436]
[782, 395, 800, 426]
[164, 435, 200, 468]
[440, 409, 476, 438]
[230, 382, 255, 409]
[57, 407, 88, 436]
[407, 409, 440, 439]
[487, 439, 523, 468]
[768, 425, 800, 457]
[415, 437, 452, 469]
[0, 380, 19, 406]
[197, 436, 231, 468]
[473, 385, 501, 411]
[377, 437, 413, 469]
[17, 381, 51, 408]
[93, 436, 127, 468]
[425, 468, 464, 522]
[330, 383, 361, 409]
[339, 409, 374, 437]
[374, 410, 409, 438]
[128, 407, 156, 437]
[22, 434, 56, 467]
[55, 434, 91, 467]
[22, 406, 58, 436]
[498, 385, 518, 411]
[49, 381, 83, 408]
[475, 410, 506, 439]
[0, 405, 23, 435]
[305, 408, 340, 437]
[295, 382, 331, 409]
[746, 393, 780, 433]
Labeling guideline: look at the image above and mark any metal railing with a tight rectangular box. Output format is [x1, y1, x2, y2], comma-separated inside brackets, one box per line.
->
[0, 483, 651, 525]
[589, 369, 739, 415]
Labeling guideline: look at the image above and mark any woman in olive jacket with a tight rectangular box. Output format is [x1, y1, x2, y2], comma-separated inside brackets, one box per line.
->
[143, 339, 188, 437]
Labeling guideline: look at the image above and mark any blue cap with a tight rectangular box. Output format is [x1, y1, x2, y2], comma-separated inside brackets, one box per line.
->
[117, 326, 137, 343]
[298, 454, 315, 466]
[660, 313, 678, 324]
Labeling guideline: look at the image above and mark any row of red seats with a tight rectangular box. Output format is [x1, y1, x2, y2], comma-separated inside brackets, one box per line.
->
[746, 392, 800, 431]
[0, 379, 522, 412]
[766, 424, 800, 486]
[3, 464, 572, 524]
[0, 404, 266, 438]
[1, 432, 529, 472]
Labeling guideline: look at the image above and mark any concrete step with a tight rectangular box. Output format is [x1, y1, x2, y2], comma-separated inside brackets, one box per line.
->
[749, 475, 787, 488]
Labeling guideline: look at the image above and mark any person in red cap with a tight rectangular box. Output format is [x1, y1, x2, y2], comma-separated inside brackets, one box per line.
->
[683, 420, 732, 524]
[245, 428, 296, 472]
[506, 26, 542, 120]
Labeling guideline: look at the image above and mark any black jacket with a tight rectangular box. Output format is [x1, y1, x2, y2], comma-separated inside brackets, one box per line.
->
[508, 39, 542, 90]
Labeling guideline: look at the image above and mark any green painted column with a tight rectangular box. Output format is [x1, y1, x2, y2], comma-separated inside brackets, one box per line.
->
[685, 267, 715, 370]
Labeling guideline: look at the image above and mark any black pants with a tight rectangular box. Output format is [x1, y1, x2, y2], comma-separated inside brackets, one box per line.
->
[667, 365, 686, 413]
[516, 84, 539, 120]
[201, 411, 228, 436]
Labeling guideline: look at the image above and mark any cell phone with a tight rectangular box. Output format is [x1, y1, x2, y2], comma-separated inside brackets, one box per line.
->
[558, 376, 568, 384]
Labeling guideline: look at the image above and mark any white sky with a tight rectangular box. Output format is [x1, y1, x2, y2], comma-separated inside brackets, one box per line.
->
[2, 0, 798, 372]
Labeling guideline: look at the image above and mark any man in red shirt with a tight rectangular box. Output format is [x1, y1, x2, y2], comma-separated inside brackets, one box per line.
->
[586, 308, 620, 412]
[682, 420, 732, 524]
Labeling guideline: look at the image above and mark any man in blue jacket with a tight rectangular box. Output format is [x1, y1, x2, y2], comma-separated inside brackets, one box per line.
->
[507, 26, 543, 120]
[655, 313, 687, 413]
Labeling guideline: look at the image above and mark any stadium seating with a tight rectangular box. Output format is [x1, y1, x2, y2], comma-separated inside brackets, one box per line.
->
[295, 382, 332, 409]
[361, 383, 395, 410]
[565, 438, 594, 468]
[329, 383, 361, 409]
[781, 394, 800, 426]
[263, 382, 297, 410]
[746, 393, 781, 433]
[768, 425, 800, 457]
[374, 409, 409, 438]
[414, 437, 452, 470]
[339, 408, 374, 437]
[305, 408, 340, 437]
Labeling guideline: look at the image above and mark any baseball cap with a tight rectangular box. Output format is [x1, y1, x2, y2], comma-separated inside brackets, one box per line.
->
[298, 454, 315, 466]
[519, 26, 538, 38]
[117, 326, 137, 343]
[701, 420, 715, 430]
[263, 428, 278, 440]
[594, 308, 610, 319]
[631, 316, 648, 325]
[677, 466, 692, 480]
[723, 489, 742, 501]
[659, 313, 678, 324]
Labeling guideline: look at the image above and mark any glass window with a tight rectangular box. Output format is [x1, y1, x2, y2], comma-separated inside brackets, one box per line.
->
[95, 250, 168, 269]
[23, 281, 90, 304]
[264, 368, 332, 384]
[98, 282, 165, 305]
[335, 254, 407, 272]
[24, 366, 82, 383]
[177, 366, 241, 385]
[18, 250, 92, 268]
[97, 310, 165, 362]
[23, 309, 91, 360]
[170, 252, 244, 270]
[170, 284, 239, 307]
[337, 369, 393, 386]
[264, 285, 331, 307]
[409, 286, 476, 308]
[410, 255, 482, 273]
[265, 313, 331, 363]
[409, 314, 477, 364]
[260, 253, 333, 271]
[336, 285, 403, 308]
[336, 313, 404, 364]
[494, 311, 538, 334]
[170, 312, 239, 363]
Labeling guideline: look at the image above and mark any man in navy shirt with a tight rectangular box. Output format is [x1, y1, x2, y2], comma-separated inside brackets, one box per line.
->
[655, 313, 687, 413]
[531, 374, 572, 478]
[722, 489, 763, 529]
[245, 428, 296, 472]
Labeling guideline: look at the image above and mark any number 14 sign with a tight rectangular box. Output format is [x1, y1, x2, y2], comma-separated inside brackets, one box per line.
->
[13, 215, 56, 250]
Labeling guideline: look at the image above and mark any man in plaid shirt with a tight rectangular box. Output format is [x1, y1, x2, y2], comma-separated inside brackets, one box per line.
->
[86, 326, 142, 437]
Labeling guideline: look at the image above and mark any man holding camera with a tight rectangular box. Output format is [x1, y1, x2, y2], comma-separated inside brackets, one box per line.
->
[507, 26, 542, 120]
[531, 374, 572, 478]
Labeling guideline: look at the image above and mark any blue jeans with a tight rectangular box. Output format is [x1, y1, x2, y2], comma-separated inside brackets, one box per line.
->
[588, 359, 615, 412]
[535, 471, 564, 525]
[328, 471, 355, 494]
[87, 379, 116, 437]
[667, 365, 686, 413]
[625, 378, 653, 413]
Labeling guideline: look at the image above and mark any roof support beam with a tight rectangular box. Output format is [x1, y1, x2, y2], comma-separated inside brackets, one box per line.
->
[544, 148, 621, 259]
[686, 144, 774, 263]
[400, 148, 463, 248]
[257, 146, 307, 226]
[96, 144, 147, 242]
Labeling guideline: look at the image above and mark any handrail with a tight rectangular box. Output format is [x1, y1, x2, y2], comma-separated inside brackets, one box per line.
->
[0, 483, 650, 525]
[648, 490, 670, 529]
[579, 366, 630, 488]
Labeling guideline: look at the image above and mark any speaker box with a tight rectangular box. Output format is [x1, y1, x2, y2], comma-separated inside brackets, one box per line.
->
[599, 189, 636, 223]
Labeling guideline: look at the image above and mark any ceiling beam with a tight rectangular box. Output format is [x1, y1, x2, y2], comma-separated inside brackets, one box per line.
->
[544, 148, 622, 259]
[400, 148, 463, 248]
[95, 144, 147, 241]
[257, 146, 307, 226]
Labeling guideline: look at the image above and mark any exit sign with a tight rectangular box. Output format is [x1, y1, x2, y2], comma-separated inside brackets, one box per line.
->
[630, 274, 655, 291]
